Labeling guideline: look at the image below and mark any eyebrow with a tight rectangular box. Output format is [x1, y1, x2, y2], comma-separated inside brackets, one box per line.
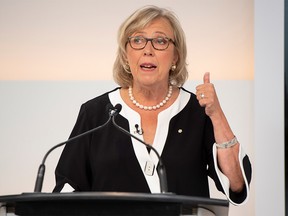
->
[133, 31, 168, 36]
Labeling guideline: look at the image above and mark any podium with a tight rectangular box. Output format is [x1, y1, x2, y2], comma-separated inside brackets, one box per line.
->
[0, 192, 229, 216]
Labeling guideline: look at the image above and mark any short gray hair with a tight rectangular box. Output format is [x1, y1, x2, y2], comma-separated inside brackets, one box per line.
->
[113, 5, 188, 88]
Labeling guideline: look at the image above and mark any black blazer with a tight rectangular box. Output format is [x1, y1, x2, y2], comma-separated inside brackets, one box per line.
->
[54, 87, 251, 204]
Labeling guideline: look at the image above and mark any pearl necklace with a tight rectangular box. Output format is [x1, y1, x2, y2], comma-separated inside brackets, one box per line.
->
[128, 86, 173, 111]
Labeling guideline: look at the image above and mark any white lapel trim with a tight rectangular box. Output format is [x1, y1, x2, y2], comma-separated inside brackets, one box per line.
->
[108, 88, 190, 193]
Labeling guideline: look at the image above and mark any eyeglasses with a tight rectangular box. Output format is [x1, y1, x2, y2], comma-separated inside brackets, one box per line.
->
[127, 36, 175, 51]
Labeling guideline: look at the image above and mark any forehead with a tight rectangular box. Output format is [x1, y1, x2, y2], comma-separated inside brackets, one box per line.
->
[134, 18, 174, 36]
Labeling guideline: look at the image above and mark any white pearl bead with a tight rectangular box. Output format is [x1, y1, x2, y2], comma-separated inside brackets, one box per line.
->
[128, 86, 173, 111]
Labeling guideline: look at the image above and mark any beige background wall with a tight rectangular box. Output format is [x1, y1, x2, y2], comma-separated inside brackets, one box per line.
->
[0, 0, 253, 80]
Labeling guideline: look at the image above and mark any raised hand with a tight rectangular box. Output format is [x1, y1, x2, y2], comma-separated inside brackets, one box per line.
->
[196, 72, 222, 118]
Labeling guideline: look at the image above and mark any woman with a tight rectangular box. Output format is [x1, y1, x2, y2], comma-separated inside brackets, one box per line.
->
[54, 5, 251, 205]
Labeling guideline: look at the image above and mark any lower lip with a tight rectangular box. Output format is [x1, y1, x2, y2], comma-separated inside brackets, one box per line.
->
[140, 66, 156, 71]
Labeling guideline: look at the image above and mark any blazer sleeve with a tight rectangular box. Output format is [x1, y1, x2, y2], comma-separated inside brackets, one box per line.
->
[53, 103, 93, 192]
[212, 144, 252, 205]
[205, 116, 252, 205]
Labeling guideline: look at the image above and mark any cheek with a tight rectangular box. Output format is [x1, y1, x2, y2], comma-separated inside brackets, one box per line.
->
[159, 53, 175, 67]
[126, 50, 140, 65]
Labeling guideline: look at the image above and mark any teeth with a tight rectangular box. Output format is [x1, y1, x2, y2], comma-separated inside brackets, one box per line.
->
[141, 65, 155, 68]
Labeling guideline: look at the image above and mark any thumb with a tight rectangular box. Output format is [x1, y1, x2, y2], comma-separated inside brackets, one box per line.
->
[203, 72, 210, 84]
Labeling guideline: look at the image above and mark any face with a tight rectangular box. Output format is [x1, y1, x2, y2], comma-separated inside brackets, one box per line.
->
[125, 18, 178, 88]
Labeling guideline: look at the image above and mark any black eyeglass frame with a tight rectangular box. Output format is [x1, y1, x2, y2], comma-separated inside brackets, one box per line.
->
[127, 36, 176, 51]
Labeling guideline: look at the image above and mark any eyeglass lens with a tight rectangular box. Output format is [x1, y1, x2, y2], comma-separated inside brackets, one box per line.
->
[129, 36, 171, 50]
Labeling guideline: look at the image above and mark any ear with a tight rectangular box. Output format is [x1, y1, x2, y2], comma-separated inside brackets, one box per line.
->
[173, 50, 179, 64]
[123, 55, 128, 62]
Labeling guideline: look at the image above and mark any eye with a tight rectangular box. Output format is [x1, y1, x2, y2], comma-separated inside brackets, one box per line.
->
[132, 36, 145, 44]
[154, 37, 168, 45]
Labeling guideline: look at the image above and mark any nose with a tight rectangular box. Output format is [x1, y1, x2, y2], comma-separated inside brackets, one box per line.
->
[143, 41, 154, 56]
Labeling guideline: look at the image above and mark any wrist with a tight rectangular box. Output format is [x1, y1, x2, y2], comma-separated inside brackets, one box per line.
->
[215, 136, 238, 149]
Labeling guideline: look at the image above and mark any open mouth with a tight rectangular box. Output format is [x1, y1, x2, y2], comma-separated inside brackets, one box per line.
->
[140, 63, 157, 70]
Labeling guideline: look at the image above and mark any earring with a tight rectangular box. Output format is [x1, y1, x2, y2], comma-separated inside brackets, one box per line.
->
[170, 78, 177, 86]
[171, 64, 177, 72]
